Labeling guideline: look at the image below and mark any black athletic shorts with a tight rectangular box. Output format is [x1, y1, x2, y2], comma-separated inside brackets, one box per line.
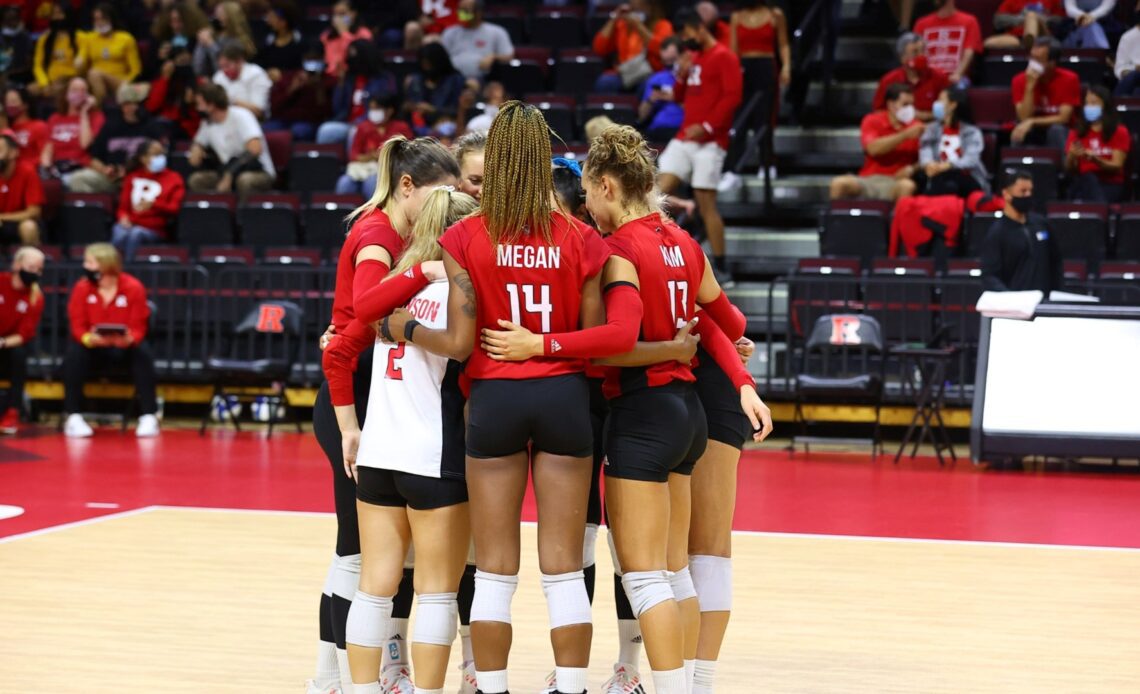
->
[603, 381, 708, 483]
[466, 372, 593, 459]
[693, 345, 752, 450]
[586, 377, 608, 526]
[356, 466, 468, 510]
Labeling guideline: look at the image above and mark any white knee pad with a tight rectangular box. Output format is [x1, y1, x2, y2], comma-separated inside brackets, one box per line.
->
[345, 591, 393, 648]
[607, 529, 623, 575]
[689, 555, 732, 612]
[583, 524, 598, 568]
[470, 570, 518, 624]
[404, 545, 415, 570]
[669, 566, 698, 602]
[332, 553, 361, 601]
[541, 571, 592, 629]
[412, 593, 458, 646]
[621, 570, 674, 618]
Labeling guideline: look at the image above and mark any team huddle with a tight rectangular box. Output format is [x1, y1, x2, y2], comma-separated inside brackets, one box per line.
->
[309, 101, 773, 694]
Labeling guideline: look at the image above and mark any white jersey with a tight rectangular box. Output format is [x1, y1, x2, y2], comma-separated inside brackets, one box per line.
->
[356, 279, 462, 478]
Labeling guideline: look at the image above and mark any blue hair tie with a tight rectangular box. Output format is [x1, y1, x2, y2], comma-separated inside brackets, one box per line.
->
[552, 157, 582, 178]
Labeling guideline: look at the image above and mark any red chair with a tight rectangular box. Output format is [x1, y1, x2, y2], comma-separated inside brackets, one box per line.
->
[131, 245, 190, 265]
[238, 193, 301, 248]
[969, 88, 1017, 130]
[264, 129, 293, 187]
[196, 245, 255, 266]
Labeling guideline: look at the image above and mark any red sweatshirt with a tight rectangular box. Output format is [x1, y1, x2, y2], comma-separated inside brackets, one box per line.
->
[67, 272, 150, 345]
[118, 168, 185, 235]
[144, 75, 201, 139]
[0, 273, 45, 342]
[673, 41, 743, 149]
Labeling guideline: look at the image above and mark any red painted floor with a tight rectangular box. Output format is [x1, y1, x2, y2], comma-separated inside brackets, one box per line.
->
[3, 427, 1140, 548]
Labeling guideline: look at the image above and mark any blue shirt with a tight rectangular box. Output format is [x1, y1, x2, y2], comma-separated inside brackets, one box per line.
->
[641, 69, 684, 132]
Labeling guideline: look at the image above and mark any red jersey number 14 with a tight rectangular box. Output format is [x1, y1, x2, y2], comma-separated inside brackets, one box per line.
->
[506, 283, 553, 333]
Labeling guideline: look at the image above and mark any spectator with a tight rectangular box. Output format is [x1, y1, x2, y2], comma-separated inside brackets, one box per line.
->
[147, 54, 202, 141]
[376, 0, 421, 49]
[0, 247, 46, 435]
[913, 0, 983, 86]
[194, 0, 257, 78]
[42, 77, 105, 180]
[730, 0, 791, 147]
[1117, 12, 1140, 96]
[333, 94, 413, 197]
[113, 139, 185, 261]
[453, 129, 486, 200]
[315, 39, 397, 148]
[63, 242, 160, 439]
[68, 83, 165, 194]
[414, 0, 459, 39]
[638, 36, 685, 142]
[4, 88, 49, 168]
[1011, 37, 1079, 149]
[188, 83, 275, 195]
[405, 43, 467, 134]
[461, 80, 506, 133]
[584, 114, 618, 142]
[441, 0, 514, 81]
[697, 1, 732, 45]
[874, 33, 950, 122]
[321, 0, 373, 77]
[919, 87, 990, 196]
[981, 169, 1061, 293]
[1063, 0, 1116, 49]
[987, 0, 1065, 49]
[150, 1, 209, 79]
[31, 3, 84, 100]
[84, 3, 142, 103]
[0, 133, 43, 246]
[213, 43, 272, 121]
[592, 0, 674, 93]
[830, 82, 922, 202]
[258, 0, 304, 78]
[657, 7, 743, 283]
[0, 6, 34, 85]
[266, 48, 334, 141]
[1065, 85, 1130, 202]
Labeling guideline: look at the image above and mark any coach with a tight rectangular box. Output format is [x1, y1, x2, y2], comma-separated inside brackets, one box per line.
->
[0, 247, 46, 435]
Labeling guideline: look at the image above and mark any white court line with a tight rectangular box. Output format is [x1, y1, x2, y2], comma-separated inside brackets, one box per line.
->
[85, 502, 121, 509]
[150, 504, 335, 519]
[0, 505, 158, 545]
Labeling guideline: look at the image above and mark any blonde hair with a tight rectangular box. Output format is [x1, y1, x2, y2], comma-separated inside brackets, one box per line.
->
[347, 135, 460, 226]
[453, 130, 486, 169]
[13, 246, 44, 306]
[85, 242, 122, 276]
[392, 188, 479, 276]
[218, 1, 257, 57]
[584, 115, 617, 142]
[584, 124, 658, 209]
[482, 101, 555, 245]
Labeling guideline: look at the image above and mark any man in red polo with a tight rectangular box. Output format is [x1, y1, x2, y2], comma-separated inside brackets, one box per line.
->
[1011, 36, 1080, 150]
[873, 32, 951, 122]
[831, 83, 923, 202]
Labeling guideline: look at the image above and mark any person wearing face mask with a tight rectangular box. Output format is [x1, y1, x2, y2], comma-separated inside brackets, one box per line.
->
[0, 132, 45, 247]
[592, 0, 674, 93]
[30, 3, 85, 100]
[981, 169, 1062, 294]
[84, 3, 141, 104]
[918, 87, 990, 196]
[266, 48, 335, 142]
[830, 82, 923, 202]
[322, 0, 373, 77]
[63, 243, 159, 439]
[194, 1, 258, 78]
[987, 0, 1065, 49]
[188, 83, 276, 196]
[212, 43, 272, 121]
[873, 33, 950, 123]
[3, 88, 49, 168]
[112, 139, 186, 262]
[0, 247, 47, 436]
[1011, 37, 1081, 150]
[1065, 85, 1130, 202]
[638, 37, 686, 143]
[441, 0, 514, 81]
[315, 39, 398, 151]
[1113, 8, 1140, 96]
[914, 0, 984, 87]
[404, 43, 466, 136]
[41, 77, 105, 179]
[0, 7, 33, 85]
[67, 83, 167, 194]
[459, 80, 506, 135]
[335, 95, 414, 197]
[149, 1, 208, 82]
[257, 0, 304, 78]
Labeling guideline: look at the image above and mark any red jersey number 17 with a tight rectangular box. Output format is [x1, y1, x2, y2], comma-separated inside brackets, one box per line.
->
[506, 283, 553, 333]
[667, 280, 690, 329]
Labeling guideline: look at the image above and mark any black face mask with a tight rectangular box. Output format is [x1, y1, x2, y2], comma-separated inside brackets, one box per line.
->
[683, 38, 702, 52]
[1009, 194, 1033, 215]
[173, 64, 195, 82]
[197, 108, 211, 121]
[84, 268, 101, 284]
[0, 158, 8, 170]
[50, 19, 65, 30]
[18, 270, 39, 286]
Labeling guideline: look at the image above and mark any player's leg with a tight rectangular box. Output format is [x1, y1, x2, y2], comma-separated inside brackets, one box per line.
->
[666, 472, 699, 688]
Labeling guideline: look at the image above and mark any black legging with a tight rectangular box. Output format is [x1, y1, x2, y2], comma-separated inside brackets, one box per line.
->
[0, 345, 27, 411]
[63, 342, 158, 414]
[923, 168, 984, 198]
[737, 56, 778, 169]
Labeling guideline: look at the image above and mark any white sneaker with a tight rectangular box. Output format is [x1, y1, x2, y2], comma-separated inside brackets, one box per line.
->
[379, 665, 413, 694]
[717, 171, 742, 193]
[601, 663, 647, 694]
[538, 669, 557, 694]
[457, 661, 477, 694]
[136, 414, 160, 438]
[64, 413, 93, 438]
[304, 680, 340, 694]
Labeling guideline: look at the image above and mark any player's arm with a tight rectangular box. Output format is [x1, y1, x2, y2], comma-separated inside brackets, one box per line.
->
[594, 316, 699, 367]
[384, 250, 476, 361]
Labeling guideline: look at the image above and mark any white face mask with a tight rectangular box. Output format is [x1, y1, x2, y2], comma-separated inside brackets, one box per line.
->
[94, 21, 112, 35]
[1027, 59, 1045, 76]
[895, 104, 916, 124]
[367, 109, 386, 124]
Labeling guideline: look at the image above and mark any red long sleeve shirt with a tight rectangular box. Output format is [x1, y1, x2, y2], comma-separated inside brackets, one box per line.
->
[0, 273, 45, 342]
[673, 41, 743, 149]
[67, 272, 149, 345]
[118, 168, 185, 235]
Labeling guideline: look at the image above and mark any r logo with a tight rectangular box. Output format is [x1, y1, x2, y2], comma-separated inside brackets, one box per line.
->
[422, 0, 451, 17]
[829, 316, 861, 345]
[256, 304, 286, 333]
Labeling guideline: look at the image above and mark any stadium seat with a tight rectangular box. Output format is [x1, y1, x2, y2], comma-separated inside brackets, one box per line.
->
[963, 211, 1002, 257]
[491, 59, 548, 97]
[264, 130, 293, 186]
[303, 193, 360, 253]
[554, 52, 605, 95]
[131, 246, 190, 265]
[525, 93, 577, 109]
[1047, 203, 1108, 271]
[196, 245, 255, 266]
[969, 88, 1017, 130]
[530, 10, 585, 50]
[980, 53, 1026, 87]
[870, 257, 935, 276]
[485, 6, 526, 44]
[381, 50, 417, 88]
[237, 193, 301, 248]
[1117, 98, 1140, 136]
[288, 144, 343, 193]
[1113, 204, 1140, 260]
[819, 204, 889, 266]
[59, 193, 114, 247]
[534, 101, 577, 142]
[1000, 147, 1059, 213]
[1060, 53, 1109, 85]
[513, 46, 553, 73]
[261, 247, 322, 266]
[585, 93, 638, 109]
[177, 194, 237, 248]
[945, 259, 982, 278]
[797, 257, 862, 275]
[580, 100, 638, 128]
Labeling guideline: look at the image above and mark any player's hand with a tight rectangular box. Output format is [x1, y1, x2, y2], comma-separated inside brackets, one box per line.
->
[319, 323, 335, 351]
[671, 317, 701, 364]
[740, 384, 773, 442]
[735, 336, 754, 365]
[382, 308, 413, 343]
[341, 427, 360, 481]
[482, 319, 543, 360]
[420, 260, 446, 281]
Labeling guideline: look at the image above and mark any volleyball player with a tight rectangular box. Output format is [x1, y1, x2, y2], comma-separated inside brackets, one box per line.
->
[311, 136, 459, 694]
[325, 187, 478, 694]
[481, 125, 771, 694]
[383, 102, 619, 694]
[454, 131, 486, 202]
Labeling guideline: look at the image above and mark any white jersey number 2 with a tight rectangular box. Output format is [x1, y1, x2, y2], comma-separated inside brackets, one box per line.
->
[506, 283, 553, 333]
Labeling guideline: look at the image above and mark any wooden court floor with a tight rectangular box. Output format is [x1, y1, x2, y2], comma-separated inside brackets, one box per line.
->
[2, 507, 1138, 693]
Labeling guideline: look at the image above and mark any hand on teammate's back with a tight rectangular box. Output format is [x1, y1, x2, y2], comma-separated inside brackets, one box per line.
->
[672, 318, 701, 364]
[481, 320, 543, 361]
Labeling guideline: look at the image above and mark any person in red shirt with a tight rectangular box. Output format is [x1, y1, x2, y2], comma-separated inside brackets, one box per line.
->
[874, 33, 951, 121]
[658, 7, 743, 285]
[63, 243, 159, 438]
[333, 95, 416, 198]
[41, 76, 106, 175]
[831, 83, 923, 202]
[986, 0, 1065, 50]
[3, 87, 49, 167]
[696, 1, 732, 45]
[0, 133, 44, 246]
[1065, 85, 1131, 203]
[112, 140, 186, 263]
[1011, 37, 1080, 149]
[0, 246, 46, 435]
[146, 57, 201, 141]
[914, 0, 984, 85]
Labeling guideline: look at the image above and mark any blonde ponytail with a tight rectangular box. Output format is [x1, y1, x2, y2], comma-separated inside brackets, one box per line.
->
[391, 188, 478, 276]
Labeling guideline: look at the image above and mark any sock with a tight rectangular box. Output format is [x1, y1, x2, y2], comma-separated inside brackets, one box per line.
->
[336, 650, 351, 692]
[555, 666, 588, 694]
[652, 667, 688, 694]
[383, 618, 409, 669]
[617, 619, 642, 669]
[458, 624, 473, 663]
[684, 659, 695, 689]
[314, 639, 339, 687]
[475, 668, 507, 693]
[693, 659, 716, 694]
[354, 683, 382, 694]
[314, 559, 340, 687]
[413, 689, 443, 694]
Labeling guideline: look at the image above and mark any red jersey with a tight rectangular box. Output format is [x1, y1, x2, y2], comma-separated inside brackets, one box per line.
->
[1066, 125, 1132, 184]
[600, 213, 706, 399]
[997, 0, 1063, 36]
[873, 66, 950, 113]
[349, 120, 416, 161]
[67, 272, 150, 344]
[1011, 67, 1081, 119]
[0, 161, 45, 214]
[0, 273, 45, 342]
[859, 110, 920, 177]
[118, 168, 185, 235]
[422, 0, 460, 34]
[673, 42, 743, 149]
[914, 10, 983, 76]
[331, 209, 407, 331]
[46, 111, 105, 166]
[439, 213, 611, 381]
[10, 118, 49, 167]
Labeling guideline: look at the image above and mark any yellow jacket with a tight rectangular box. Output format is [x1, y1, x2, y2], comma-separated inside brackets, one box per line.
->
[83, 30, 141, 81]
[33, 30, 86, 86]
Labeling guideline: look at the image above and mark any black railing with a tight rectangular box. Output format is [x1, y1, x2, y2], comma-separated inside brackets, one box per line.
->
[787, 0, 841, 121]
